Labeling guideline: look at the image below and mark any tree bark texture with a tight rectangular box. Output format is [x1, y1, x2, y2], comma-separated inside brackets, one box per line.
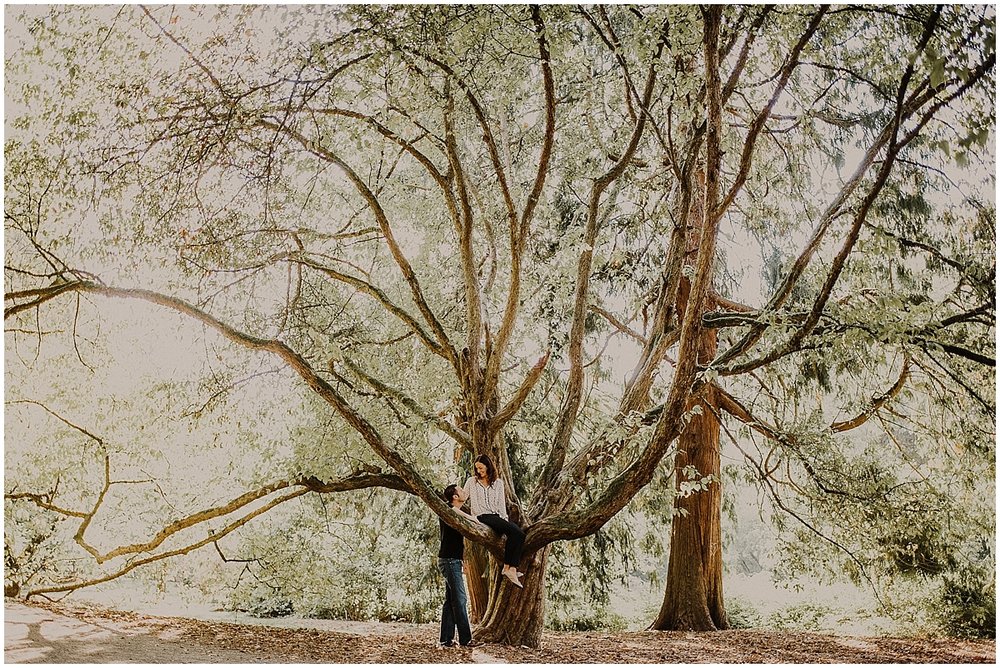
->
[474, 546, 550, 647]
[651, 284, 728, 631]
[464, 541, 491, 624]
[652, 42, 728, 630]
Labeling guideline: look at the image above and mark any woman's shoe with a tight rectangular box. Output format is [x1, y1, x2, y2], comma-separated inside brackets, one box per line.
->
[503, 568, 523, 588]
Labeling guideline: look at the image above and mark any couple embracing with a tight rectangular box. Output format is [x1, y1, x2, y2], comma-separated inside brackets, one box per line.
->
[436, 454, 524, 648]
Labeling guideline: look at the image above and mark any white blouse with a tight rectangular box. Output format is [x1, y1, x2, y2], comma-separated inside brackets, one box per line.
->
[462, 476, 507, 521]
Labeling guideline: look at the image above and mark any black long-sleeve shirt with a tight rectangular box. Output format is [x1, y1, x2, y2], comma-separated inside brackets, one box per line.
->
[438, 518, 465, 559]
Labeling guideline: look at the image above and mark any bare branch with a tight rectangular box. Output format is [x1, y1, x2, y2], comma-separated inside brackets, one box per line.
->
[339, 357, 472, 447]
[259, 121, 458, 367]
[489, 350, 550, 432]
[831, 356, 911, 432]
[588, 305, 646, 344]
[5, 282, 82, 319]
[6, 400, 105, 446]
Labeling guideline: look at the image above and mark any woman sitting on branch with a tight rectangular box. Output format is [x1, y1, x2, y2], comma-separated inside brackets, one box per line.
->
[462, 454, 525, 588]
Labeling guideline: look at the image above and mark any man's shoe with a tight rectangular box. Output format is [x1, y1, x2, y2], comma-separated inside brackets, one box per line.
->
[439, 641, 457, 648]
[460, 641, 481, 648]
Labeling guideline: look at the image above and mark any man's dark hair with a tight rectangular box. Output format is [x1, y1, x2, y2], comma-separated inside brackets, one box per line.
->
[443, 483, 460, 504]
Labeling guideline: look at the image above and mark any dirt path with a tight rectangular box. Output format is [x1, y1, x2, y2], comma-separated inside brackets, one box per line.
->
[4, 602, 507, 664]
[5, 600, 995, 664]
[5, 602, 262, 664]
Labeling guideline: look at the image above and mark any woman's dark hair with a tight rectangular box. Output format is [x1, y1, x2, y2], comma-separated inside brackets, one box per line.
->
[474, 454, 498, 485]
[443, 484, 460, 504]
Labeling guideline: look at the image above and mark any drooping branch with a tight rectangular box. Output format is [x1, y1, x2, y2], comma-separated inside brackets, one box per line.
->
[6, 281, 502, 552]
[258, 120, 459, 368]
[25, 488, 311, 599]
[831, 356, 911, 432]
[719, 417, 886, 607]
[339, 356, 473, 448]
[7, 455, 415, 568]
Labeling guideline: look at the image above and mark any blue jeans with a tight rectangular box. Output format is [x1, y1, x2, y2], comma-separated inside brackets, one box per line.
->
[438, 557, 472, 645]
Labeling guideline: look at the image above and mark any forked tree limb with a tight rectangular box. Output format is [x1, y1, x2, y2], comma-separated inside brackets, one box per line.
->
[23, 488, 311, 599]
[8, 467, 415, 566]
[6, 281, 504, 553]
[481, 5, 557, 400]
[526, 9, 723, 548]
[259, 121, 459, 369]
[489, 351, 551, 433]
[339, 356, 473, 448]
[543, 17, 670, 490]
[298, 105, 462, 234]
[714, 6, 993, 374]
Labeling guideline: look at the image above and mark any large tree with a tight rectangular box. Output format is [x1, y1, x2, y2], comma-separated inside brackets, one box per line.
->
[5, 4, 994, 645]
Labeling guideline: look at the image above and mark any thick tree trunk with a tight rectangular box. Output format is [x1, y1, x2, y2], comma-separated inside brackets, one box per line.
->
[473, 546, 550, 648]
[651, 320, 728, 631]
[464, 541, 491, 624]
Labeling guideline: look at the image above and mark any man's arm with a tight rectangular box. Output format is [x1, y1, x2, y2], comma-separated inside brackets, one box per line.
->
[452, 506, 482, 523]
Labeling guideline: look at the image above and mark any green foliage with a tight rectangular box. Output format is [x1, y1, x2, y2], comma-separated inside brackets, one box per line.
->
[929, 561, 996, 639]
[548, 609, 627, 633]
[3, 2, 994, 641]
[217, 495, 441, 624]
[725, 597, 764, 629]
[546, 516, 634, 626]
[766, 602, 839, 632]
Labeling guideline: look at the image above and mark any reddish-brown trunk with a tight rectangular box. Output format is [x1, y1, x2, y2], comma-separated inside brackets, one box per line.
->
[651, 303, 727, 630]
[464, 542, 491, 624]
[652, 140, 727, 629]
[474, 547, 550, 648]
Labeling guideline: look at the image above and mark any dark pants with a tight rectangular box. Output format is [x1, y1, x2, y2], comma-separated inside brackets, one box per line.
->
[438, 557, 472, 646]
[477, 513, 524, 568]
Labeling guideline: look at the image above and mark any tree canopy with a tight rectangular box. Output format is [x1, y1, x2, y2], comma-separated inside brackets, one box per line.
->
[5, 4, 994, 645]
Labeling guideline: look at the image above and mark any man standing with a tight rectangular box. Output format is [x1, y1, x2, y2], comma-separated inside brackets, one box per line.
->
[438, 484, 480, 648]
